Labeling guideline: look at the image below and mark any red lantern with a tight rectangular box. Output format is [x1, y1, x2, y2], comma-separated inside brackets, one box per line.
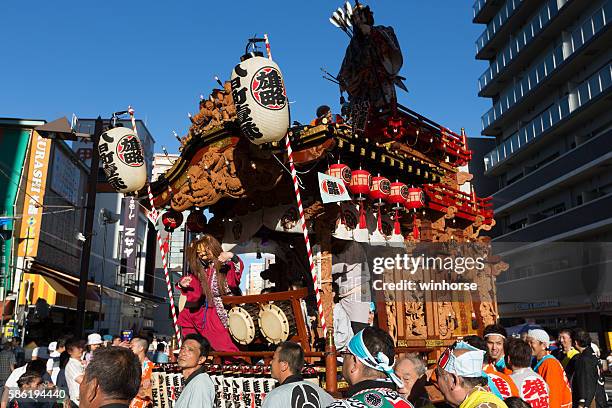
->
[405, 187, 425, 210]
[388, 182, 408, 206]
[349, 169, 372, 199]
[186, 210, 207, 232]
[162, 210, 183, 232]
[327, 163, 352, 185]
[368, 176, 391, 203]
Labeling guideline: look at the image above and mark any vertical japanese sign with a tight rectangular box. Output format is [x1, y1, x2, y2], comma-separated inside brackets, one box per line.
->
[120, 197, 138, 274]
[17, 131, 51, 257]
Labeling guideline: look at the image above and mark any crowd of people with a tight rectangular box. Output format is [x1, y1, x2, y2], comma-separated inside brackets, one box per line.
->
[0, 333, 170, 408]
[0, 324, 606, 408]
[389, 324, 607, 408]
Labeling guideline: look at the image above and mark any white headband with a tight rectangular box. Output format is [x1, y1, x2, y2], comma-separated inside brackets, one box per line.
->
[484, 333, 506, 339]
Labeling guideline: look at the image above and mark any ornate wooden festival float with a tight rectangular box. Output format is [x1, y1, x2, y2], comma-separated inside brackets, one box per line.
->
[140, 1, 507, 398]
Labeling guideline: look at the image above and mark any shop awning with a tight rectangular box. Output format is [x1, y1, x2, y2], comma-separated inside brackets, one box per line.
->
[19, 263, 101, 313]
[19, 273, 73, 306]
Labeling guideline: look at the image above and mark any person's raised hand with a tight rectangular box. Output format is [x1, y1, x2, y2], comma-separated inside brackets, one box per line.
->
[218, 251, 234, 263]
[178, 276, 192, 288]
[118, 340, 130, 349]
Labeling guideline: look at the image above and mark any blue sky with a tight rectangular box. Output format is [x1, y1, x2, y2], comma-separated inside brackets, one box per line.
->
[1, 1, 490, 151]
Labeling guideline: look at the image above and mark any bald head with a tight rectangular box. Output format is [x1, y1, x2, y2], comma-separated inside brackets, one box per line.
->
[130, 337, 148, 359]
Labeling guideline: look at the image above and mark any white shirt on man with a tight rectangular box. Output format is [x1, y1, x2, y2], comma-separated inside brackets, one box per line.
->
[65, 357, 84, 405]
[331, 241, 371, 324]
[174, 369, 215, 408]
[47, 351, 61, 383]
[4, 365, 26, 388]
[333, 303, 354, 351]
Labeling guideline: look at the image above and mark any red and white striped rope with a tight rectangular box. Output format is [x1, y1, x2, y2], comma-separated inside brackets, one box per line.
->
[147, 185, 182, 347]
[284, 134, 328, 336]
[264, 33, 272, 60]
[129, 107, 182, 346]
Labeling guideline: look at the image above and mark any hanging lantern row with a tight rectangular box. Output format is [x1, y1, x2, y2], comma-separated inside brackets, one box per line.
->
[327, 164, 425, 211]
[162, 209, 207, 233]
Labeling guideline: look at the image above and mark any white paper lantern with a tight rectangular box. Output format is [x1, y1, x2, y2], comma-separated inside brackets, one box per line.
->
[230, 55, 290, 144]
[98, 127, 147, 193]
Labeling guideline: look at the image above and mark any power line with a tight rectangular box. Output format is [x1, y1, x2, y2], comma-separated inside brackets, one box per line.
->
[38, 229, 178, 283]
[0, 165, 45, 210]
[0, 208, 78, 221]
[0, 162, 72, 202]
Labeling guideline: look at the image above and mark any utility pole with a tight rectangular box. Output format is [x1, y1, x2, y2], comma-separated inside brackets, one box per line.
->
[75, 116, 103, 338]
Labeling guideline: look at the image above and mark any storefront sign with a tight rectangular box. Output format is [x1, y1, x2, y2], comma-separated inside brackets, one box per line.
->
[515, 300, 560, 311]
[120, 197, 138, 274]
[17, 132, 51, 257]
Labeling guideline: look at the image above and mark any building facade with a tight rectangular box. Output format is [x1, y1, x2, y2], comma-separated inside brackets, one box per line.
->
[0, 119, 107, 341]
[474, 0, 612, 344]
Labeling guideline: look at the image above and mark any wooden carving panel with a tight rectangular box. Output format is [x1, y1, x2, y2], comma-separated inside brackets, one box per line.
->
[170, 142, 284, 211]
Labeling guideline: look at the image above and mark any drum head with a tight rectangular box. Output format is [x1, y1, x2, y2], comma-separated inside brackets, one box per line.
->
[258, 303, 291, 344]
[228, 306, 257, 345]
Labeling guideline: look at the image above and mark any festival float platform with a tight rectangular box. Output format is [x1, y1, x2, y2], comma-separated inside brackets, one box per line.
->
[135, 2, 508, 397]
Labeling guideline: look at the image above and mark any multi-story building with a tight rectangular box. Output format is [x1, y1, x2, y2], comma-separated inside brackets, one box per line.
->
[473, 0, 612, 341]
[0, 118, 107, 341]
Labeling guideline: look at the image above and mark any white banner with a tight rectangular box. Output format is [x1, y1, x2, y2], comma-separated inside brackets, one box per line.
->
[318, 172, 352, 204]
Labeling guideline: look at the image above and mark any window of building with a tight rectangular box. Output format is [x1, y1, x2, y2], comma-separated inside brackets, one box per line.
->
[544, 53, 554, 75]
[559, 96, 570, 117]
[541, 202, 566, 218]
[571, 26, 583, 52]
[601, 65, 612, 89]
[593, 8, 605, 32]
[589, 74, 602, 98]
[542, 110, 552, 132]
[97, 167, 108, 183]
[551, 104, 560, 124]
[535, 151, 559, 169]
[506, 171, 524, 186]
[508, 218, 528, 231]
[582, 18, 595, 43]
[577, 81, 590, 106]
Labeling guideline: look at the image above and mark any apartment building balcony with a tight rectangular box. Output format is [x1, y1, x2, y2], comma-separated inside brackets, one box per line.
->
[492, 129, 612, 215]
[483, 62, 612, 172]
[474, 0, 503, 23]
[476, 0, 542, 59]
[478, 0, 586, 96]
[481, 24, 611, 135]
[493, 193, 612, 243]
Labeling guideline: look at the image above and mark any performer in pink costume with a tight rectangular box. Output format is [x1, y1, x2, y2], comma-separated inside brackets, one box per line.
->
[176, 234, 242, 352]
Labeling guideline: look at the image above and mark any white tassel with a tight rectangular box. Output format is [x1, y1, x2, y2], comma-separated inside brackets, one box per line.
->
[329, 17, 341, 28]
[345, 1, 353, 18]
